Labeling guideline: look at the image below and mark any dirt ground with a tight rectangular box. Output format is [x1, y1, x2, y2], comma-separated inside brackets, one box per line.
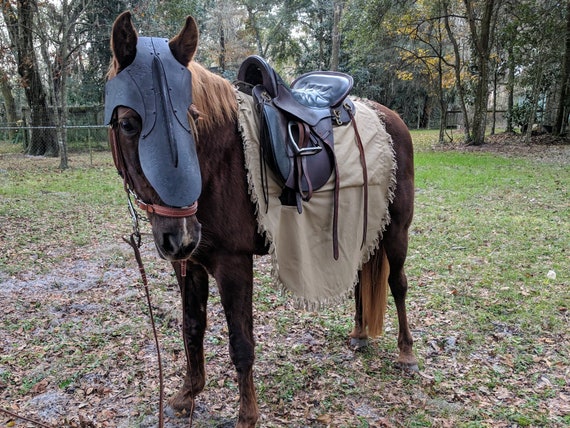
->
[1, 134, 568, 427]
[437, 131, 570, 162]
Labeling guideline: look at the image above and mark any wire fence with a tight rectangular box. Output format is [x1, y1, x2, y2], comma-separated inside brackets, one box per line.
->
[0, 105, 108, 156]
[0, 124, 108, 154]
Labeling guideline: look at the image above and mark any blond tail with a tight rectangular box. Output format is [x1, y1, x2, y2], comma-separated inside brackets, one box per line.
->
[360, 245, 390, 337]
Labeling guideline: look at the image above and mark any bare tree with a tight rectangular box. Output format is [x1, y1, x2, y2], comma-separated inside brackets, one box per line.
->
[443, 0, 472, 141]
[37, 0, 92, 169]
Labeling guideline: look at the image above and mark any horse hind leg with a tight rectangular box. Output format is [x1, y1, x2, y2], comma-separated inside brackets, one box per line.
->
[350, 240, 418, 372]
[350, 274, 369, 350]
[383, 227, 419, 372]
[169, 262, 209, 413]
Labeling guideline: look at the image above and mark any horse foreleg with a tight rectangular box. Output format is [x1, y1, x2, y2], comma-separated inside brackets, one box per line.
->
[169, 261, 209, 413]
[214, 255, 258, 428]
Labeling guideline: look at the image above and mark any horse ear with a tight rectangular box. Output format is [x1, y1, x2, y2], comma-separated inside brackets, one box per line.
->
[169, 16, 199, 66]
[111, 11, 138, 71]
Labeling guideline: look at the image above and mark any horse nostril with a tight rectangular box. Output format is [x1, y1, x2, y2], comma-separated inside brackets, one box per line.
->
[161, 233, 178, 255]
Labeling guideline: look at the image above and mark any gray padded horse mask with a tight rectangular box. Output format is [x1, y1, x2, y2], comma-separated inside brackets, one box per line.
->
[104, 37, 201, 208]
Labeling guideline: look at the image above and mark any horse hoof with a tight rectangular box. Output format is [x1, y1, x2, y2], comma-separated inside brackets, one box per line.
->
[349, 336, 369, 350]
[168, 390, 195, 413]
[395, 360, 419, 373]
[164, 404, 190, 419]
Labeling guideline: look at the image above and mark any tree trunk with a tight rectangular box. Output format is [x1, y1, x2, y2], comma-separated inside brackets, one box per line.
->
[444, 2, 471, 141]
[506, 44, 515, 133]
[524, 59, 544, 144]
[437, 55, 447, 143]
[491, 66, 498, 135]
[57, 0, 70, 169]
[470, 62, 489, 146]
[464, 0, 500, 146]
[219, 25, 226, 73]
[0, 73, 18, 140]
[2, 0, 58, 156]
[246, 6, 264, 56]
[420, 92, 430, 128]
[554, 0, 570, 135]
[330, 1, 344, 71]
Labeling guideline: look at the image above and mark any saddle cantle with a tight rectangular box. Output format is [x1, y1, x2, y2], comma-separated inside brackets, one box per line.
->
[237, 55, 367, 260]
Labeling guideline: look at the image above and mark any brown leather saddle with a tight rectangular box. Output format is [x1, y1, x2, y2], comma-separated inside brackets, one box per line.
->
[237, 56, 368, 260]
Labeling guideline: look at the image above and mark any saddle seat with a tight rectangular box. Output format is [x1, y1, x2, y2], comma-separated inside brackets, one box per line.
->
[276, 72, 354, 128]
[291, 73, 353, 109]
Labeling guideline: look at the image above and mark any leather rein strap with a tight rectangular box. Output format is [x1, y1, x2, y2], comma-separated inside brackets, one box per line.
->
[109, 122, 196, 427]
[123, 233, 166, 428]
[346, 106, 368, 251]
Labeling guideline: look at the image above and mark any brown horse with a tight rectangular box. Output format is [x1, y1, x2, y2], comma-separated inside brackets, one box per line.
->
[106, 11, 417, 428]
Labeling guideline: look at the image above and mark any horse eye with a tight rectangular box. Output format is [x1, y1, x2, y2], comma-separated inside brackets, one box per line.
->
[119, 118, 139, 136]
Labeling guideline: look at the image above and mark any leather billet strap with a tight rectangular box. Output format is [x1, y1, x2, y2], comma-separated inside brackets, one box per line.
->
[346, 105, 368, 251]
[109, 124, 199, 219]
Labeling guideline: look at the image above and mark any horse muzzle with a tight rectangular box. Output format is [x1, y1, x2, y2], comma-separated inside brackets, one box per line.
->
[151, 214, 202, 261]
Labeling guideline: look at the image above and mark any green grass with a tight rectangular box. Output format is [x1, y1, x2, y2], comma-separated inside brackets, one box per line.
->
[0, 150, 126, 275]
[0, 135, 569, 427]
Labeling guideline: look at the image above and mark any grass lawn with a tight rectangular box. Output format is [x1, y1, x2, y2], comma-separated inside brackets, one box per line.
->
[0, 131, 568, 427]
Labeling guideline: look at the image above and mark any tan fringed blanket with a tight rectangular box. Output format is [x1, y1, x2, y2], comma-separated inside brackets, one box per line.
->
[237, 91, 396, 305]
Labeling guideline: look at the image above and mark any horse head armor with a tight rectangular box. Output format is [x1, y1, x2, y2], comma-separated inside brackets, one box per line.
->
[104, 36, 201, 208]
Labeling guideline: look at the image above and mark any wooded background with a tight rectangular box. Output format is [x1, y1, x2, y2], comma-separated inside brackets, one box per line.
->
[1, 0, 569, 167]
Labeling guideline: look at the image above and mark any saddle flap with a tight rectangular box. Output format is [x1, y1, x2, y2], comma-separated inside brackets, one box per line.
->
[291, 71, 354, 108]
[253, 85, 334, 193]
[253, 85, 291, 185]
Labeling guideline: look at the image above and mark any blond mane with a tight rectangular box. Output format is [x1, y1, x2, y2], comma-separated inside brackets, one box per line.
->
[188, 62, 238, 133]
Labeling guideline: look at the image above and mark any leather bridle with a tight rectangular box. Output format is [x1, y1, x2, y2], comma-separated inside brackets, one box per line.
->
[109, 117, 199, 219]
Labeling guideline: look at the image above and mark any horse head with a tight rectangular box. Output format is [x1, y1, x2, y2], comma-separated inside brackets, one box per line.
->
[105, 11, 202, 262]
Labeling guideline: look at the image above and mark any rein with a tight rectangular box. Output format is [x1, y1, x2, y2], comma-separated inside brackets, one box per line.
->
[0, 408, 54, 428]
[122, 233, 167, 428]
[110, 121, 196, 426]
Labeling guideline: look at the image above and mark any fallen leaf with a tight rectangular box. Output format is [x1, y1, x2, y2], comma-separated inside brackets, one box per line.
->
[317, 413, 333, 424]
[30, 378, 49, 394]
